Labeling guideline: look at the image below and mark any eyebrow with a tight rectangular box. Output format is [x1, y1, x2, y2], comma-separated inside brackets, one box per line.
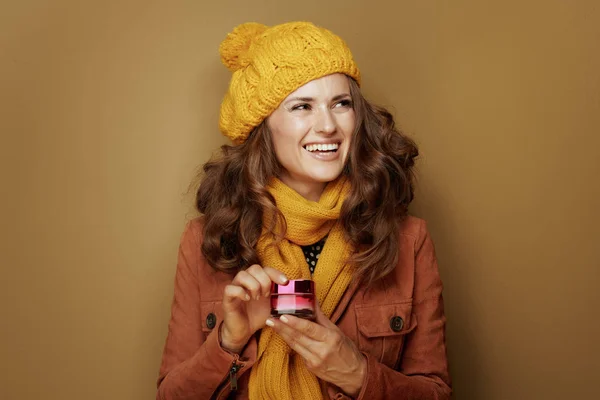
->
[284, 93, 351, 105]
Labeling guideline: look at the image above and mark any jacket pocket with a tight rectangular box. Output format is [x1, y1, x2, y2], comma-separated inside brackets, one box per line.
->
[355, 300, 417, 368]
[200, 300, 224, 335]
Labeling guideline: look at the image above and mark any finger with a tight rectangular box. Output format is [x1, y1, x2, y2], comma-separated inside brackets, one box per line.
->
[314, 301, 336, 329]
[262, 266, 289, 285]
[269, 319, 320, 367]
[246, 264, 273, 297]
[288, 339, 321, 369]
[223, 284, 250, 309]
[232, 270, 262, 301]
[279, 314, 329, 342]
[266, 318, 322, 357]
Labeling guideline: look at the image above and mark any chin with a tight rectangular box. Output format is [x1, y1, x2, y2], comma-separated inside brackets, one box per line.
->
[308, 169, 344, 183]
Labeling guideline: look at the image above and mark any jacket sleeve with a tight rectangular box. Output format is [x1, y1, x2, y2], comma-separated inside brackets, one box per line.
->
[353, 219, 452, 400]
[156, 221, 257, 400]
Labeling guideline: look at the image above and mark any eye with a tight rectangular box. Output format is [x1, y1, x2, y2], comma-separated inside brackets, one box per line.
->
[291, 103, 311, 111]
[334, 99, 353, 108]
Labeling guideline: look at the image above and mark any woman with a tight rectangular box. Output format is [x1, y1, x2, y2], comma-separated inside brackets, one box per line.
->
[157, 21, 451, 400]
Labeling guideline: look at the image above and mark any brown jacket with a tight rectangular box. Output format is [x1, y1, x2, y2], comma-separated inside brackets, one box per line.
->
[157, 216, 451, 400]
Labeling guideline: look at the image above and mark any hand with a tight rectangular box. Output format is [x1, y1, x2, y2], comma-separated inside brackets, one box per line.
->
[220, 265, 288, 353]
[266, 302, 367, 397]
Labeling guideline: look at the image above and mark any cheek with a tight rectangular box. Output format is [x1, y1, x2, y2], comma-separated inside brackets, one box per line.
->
[338, 115, 355, 161]
[271, 131, 300, 168]
[331, 109, 355, 137]
[271, 118, 308, 155]
[342, 112, 357, 134]
[285, 117, 310, 138]
[272, 138, 296, 163]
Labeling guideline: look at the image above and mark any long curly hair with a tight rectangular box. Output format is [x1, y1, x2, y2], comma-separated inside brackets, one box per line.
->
[196, 77, 419, 285]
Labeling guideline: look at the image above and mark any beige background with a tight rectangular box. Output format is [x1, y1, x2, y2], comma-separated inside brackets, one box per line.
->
[1, 1, 599, 399]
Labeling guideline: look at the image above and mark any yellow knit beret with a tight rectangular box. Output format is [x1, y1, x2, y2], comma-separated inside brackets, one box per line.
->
[218, 21, 361, 144]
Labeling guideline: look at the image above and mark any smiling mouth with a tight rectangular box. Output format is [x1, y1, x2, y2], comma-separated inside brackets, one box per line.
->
[302, 142, 340, 153]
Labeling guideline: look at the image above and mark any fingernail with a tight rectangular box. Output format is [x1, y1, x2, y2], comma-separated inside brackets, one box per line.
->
[255, 295, 260, 301]
[245, 294, 251, 301]
[265, 319, 274, 327]
[281, 275, 288, 284]
[265, 291, 270, 297]
[280, 315, 289, 324]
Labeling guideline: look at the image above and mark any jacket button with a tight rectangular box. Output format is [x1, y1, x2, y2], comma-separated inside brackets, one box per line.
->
[206, 313, 217, 329]
[390, 316, 404, 332]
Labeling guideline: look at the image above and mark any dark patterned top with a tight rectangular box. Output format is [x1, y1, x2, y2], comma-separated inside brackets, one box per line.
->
[301, 236, 327, 274]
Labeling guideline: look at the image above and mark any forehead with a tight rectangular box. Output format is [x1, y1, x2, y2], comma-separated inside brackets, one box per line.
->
[286, 73, 350, 99]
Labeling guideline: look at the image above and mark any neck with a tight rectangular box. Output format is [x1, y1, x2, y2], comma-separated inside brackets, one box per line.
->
[279, 175, 327, 202]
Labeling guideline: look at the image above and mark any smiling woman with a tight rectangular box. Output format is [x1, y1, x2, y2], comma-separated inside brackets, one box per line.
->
[268, 74, 355, 201]
[156, 21, 451, 400]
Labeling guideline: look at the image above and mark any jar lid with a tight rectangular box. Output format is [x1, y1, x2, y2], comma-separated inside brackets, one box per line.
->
[271, 279, 315, 295]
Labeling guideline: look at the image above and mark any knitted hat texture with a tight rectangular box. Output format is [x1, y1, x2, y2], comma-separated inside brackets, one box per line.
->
[218, 21, 361, 144]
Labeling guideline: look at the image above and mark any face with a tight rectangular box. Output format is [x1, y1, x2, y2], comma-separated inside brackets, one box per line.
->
[267, 74, 355, 201]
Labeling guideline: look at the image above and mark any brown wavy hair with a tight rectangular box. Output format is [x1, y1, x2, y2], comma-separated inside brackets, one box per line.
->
[195, 77, 418, 285]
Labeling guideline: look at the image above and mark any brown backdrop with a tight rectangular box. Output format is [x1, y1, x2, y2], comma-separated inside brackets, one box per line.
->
[1, 1, 598, 399]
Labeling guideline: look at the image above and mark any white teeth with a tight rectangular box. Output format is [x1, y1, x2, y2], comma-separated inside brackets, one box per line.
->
[304, 143, 340, 152]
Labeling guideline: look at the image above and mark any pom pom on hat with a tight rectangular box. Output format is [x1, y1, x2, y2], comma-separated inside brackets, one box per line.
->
[219, 22, 268, 71]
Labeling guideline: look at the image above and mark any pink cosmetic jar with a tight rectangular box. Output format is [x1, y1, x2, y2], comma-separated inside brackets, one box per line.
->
[270, 279, 316, 320]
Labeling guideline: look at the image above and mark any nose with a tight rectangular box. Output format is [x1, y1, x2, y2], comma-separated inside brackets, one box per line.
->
[315, 108, 337, 135]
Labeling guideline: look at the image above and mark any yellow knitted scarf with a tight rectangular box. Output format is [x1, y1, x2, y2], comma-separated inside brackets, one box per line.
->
[248, 177, 354, 400]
